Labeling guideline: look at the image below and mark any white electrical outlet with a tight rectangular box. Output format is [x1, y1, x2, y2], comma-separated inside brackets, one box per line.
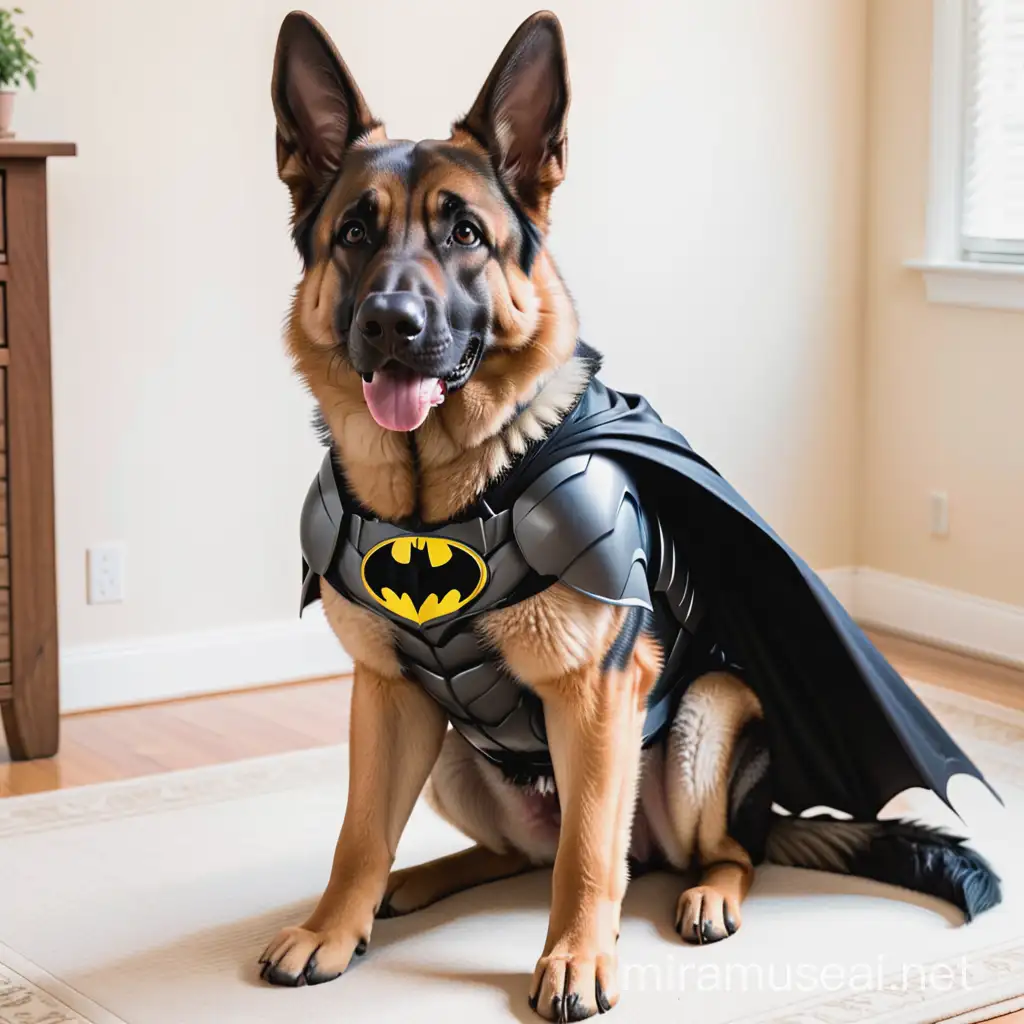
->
[87, 544, 126, 604]
[929, 491, 950, 538]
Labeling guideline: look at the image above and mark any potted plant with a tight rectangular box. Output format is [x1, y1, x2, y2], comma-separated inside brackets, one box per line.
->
[0, 7, 38, 138]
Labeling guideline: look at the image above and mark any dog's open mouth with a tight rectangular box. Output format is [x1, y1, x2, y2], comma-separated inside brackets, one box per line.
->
[443, 337, 484, 392]
[360, 338, 483, 432]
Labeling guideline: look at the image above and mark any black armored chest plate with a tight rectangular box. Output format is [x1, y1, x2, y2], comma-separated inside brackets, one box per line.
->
[300, 451, 552, 770]
[300, 437, 709, 777]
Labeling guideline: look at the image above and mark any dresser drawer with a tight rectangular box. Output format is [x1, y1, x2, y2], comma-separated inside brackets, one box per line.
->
[0, 365, 8, 678]
[0, 169, 5, 260]
[0, 363, 7, 565]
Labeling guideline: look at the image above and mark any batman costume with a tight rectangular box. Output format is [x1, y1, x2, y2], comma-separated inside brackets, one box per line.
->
[300, 348, 997, 819]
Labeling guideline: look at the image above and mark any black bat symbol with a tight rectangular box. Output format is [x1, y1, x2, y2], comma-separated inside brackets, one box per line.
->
[361, 537, 487, 624]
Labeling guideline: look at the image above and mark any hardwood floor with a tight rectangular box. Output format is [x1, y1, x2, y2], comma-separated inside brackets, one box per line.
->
[865, 629, 1024, 711]
[0, 676, 353, 796]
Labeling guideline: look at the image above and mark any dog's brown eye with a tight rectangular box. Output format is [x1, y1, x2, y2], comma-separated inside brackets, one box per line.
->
[453, 221, 480, 247]
[339, 220, 367, 247]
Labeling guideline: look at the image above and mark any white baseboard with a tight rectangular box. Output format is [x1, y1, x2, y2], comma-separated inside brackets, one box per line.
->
[817, 566, 1024, 668]
[58, 567, 1023, 713]
[60, 604, 353, 713]
[816, 567, 859, 612]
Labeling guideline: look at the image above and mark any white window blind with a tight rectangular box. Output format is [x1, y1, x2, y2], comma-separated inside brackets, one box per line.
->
[963, 0, 1024, 261]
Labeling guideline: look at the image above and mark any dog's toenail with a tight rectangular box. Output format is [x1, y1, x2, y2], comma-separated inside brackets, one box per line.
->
[565, 992, 590, 1021]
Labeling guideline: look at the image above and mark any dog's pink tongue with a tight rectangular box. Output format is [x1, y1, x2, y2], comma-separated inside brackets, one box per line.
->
[362, 370, 445, 432]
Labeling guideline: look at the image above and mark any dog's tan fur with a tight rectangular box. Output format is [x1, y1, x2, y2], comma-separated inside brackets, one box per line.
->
[481, 584, 628, 685]
[524, 632, 661, 1014]
[288, 241, 579, 522]
[265, 11, 766, 1019]
[320, 582, 401, 680]
[261, 662, 447, 981]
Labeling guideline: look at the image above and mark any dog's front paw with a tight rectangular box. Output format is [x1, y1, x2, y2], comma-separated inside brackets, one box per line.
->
[529, 945, 618, 1021]
[258, 924, 369, 987]
[675, 885, 741, 945]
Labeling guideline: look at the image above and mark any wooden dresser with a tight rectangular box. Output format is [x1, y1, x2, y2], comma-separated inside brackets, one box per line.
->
[0, 141, 75, 761]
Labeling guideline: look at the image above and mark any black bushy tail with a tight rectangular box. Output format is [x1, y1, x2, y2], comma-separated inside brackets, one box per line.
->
[765, 814, 1002, 922]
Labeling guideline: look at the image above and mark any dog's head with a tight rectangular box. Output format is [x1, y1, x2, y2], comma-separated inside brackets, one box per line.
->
[273, 10, 576, 440]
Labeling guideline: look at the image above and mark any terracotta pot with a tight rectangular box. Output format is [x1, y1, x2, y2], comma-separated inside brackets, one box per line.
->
[0, 92, 15, 138]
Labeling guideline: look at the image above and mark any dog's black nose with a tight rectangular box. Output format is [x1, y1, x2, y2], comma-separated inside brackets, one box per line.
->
[355, 292, 427, 351]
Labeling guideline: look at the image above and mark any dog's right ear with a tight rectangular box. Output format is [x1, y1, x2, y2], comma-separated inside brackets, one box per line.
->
[272, 12, 377, 215]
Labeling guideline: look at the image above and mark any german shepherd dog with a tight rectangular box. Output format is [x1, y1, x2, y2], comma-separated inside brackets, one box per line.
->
[262, 11, 998, 1019]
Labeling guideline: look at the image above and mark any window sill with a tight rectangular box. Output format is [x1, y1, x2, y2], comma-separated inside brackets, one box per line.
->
[906, 258, 1024, 312]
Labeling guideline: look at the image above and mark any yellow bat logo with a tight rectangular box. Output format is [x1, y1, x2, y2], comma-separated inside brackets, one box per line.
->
[360, 536, 488, 625]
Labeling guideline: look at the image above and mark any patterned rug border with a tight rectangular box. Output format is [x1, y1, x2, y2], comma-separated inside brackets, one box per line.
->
[908, 682, 1024, 790]
[0, 961, 87, 1024]
[0, 745, 346, 839]
[0, 940, 122, 1024]
[0, 678, 1021, 839]
[732, 939, 1024, 1024]
[910, 680, 1024, 723]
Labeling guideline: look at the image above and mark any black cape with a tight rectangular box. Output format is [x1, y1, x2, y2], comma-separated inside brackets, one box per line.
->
[485, 369, 997, 820]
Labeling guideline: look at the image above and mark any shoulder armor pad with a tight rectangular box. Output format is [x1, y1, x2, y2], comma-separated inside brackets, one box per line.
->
[512, 454, 651, 609]
[301, 451, 345, 576]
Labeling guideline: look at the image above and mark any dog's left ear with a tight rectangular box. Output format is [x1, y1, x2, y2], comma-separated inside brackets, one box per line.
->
[458, 11, 570, 219]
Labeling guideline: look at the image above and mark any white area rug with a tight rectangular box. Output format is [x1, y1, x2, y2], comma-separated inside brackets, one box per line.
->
[0, 681, 1022, 1024]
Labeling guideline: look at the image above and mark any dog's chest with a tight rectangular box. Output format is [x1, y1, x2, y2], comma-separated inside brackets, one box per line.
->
[324, 507, 553, 770]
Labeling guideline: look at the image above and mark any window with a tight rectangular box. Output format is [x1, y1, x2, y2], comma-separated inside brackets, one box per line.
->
[962, 0, 1024, 262]
[910, 0, 1024, 309]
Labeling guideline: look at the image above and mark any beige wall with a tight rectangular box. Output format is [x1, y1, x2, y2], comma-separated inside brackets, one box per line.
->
[863, 0, 1024, 607]
[17, 0, 865, 656]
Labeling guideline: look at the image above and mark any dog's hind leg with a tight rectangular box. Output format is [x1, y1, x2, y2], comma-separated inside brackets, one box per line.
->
[380, 845, 533, 918]
[644, 670, 771, 945]
[377, 730, 541, 917]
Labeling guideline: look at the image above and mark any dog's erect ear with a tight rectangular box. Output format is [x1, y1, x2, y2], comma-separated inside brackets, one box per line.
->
[458, 11, 570, 218]
[272, 11, 377, 214]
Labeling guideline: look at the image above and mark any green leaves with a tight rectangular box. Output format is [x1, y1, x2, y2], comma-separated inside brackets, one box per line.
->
[0, 7, 40, 91]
